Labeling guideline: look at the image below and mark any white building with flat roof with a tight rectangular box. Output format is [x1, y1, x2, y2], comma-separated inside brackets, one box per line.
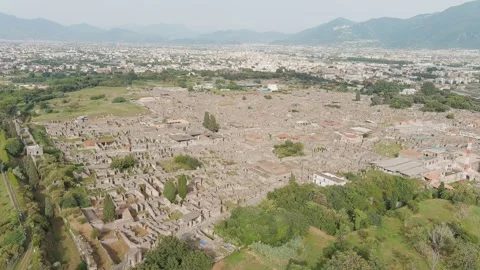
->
[310, 172, 348, 187]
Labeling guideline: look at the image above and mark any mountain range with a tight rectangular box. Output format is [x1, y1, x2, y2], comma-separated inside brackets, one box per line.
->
[1, 0, 480, 48]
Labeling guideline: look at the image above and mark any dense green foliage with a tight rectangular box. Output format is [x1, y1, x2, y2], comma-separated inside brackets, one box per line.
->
[89, 94, 106, 100]
[103, 195, 116, 222]
[163, 180, 177, 203]
[178, 175, 188, 200]
[25, 155, 40, 188]
[173, 155, 203, 170]
[203, 112, 220, 132]
[215, 206, 309, 246]
[110, 154, 137, 171]
[135, 236, 212, 270]
[273, 140, 304, 158]
[112, 97, 127, 103]
[365, 81, 480, 112]
[4, 138, 24, 157]
[44, 197, 54, 218]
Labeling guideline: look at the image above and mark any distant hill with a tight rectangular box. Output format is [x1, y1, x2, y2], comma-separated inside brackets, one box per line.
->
[119, 23, 200, 40]
[278, 0, 480, 48]
[0, 13, 164, 43]
[193, 30, 291, 44]
[1, 0, 480, 47]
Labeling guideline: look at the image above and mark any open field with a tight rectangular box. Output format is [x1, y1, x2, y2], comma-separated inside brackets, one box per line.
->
[33, 87, 149, 122]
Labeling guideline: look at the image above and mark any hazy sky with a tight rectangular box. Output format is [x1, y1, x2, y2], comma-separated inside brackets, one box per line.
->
[0, 0, 474, 33]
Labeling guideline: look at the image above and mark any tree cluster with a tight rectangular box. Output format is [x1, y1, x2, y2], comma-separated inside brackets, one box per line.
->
[173, 155, 202, 170]
[134, 236, 212, 270]
[110, 154, 137, 171]
[273, 141, 304, 158]
[202, 112, 220, 132]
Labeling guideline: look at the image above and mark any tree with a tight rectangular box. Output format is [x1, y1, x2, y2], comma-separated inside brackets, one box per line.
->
[5, 138, 23, 157]
[421, 82, 439, 96]
[202, 112, 220, 132]
[25, 156, 39, 188]
[103, 195, 116, 222]
[178, 175, 188, 200]
[428, 223, 455, 270]
[203, 112, 210, 130]
[355, 91, 361, 101]
[164, 180, 177, 203]
[438, 182, 446, 198]
[44, 197, 54, 218]
[110, 154, 137, 171]
[448, 241, 480, 270]
[353, 209, 367, 230]
[324, 250, 373, 270]
[135, 236, 212, 270]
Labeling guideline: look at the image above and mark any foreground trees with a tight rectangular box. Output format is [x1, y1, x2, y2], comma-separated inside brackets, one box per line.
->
[135, 236, 212, 270]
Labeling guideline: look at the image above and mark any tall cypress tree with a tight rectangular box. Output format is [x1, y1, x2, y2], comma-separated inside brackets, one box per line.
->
[103, 195, 116, 222]
[25, 156, 39, 189]
[178, 175, 188, 200]
[45, 197, 54, 218]
[164, 180, 177, 203]
[203, 112, 210, 130]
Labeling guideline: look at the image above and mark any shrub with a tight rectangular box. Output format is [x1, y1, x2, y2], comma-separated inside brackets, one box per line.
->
[90, 94, 106, 100]
[112, 97, 127, 103]
[110, 154, 137, 171]
[173, 155, 202, 170]
[273, 140, 304, 158]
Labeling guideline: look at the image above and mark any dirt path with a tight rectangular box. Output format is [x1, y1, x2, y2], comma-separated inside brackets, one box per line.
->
[16, 244, 33, 270]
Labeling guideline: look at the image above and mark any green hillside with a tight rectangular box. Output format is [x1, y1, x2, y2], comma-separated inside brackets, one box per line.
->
[215, 171, 480, 270]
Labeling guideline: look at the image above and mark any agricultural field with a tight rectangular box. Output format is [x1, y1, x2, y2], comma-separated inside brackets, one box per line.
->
[33, 86, 149, 122]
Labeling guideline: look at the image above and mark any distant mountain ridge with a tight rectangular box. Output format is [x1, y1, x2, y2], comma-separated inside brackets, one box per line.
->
[278, 0, 480, 48]
[1, 0, 480, 48]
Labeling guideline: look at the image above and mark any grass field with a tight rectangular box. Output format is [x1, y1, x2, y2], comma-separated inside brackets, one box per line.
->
[374, 141, 403, 157]
[33, 87, 149, 122]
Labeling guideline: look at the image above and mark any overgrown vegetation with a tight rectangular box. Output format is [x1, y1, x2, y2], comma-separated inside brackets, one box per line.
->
[110, 154, 137, 171]
[203, 112, 220, 132]
[134, 236, 212, 270]
[217, 170, 480, 269]
[365, 81, 480, 112]
[273, 140, 304, 158]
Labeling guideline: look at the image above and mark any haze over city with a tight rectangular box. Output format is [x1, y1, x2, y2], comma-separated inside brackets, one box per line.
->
[0, 0, 474, 32]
